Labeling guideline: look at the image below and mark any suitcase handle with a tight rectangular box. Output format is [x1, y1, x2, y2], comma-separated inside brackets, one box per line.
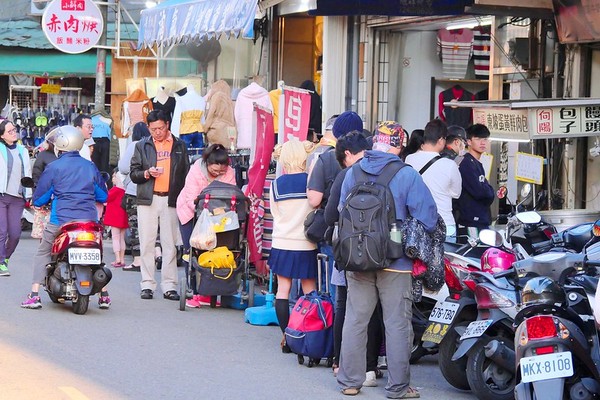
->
[317, 253, 329, 295]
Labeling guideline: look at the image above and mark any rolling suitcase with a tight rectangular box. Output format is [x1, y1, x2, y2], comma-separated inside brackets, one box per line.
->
[284, 253, 334, 368]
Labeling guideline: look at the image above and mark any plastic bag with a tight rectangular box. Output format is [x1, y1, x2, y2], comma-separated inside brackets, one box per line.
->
[190, 208, 217, 250]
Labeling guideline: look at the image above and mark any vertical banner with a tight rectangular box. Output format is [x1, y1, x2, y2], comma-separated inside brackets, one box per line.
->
[280, 87, 311, 143]
[245, 104, 275, 266]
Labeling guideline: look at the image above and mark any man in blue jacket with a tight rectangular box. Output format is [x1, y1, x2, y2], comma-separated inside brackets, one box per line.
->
[21, 126, 108, 310]
[456, 124, 495, 242]
[336, 121, 437, 398]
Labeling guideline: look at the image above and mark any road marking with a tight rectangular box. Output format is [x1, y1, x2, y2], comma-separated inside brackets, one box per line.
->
[59, 387, 91, 400]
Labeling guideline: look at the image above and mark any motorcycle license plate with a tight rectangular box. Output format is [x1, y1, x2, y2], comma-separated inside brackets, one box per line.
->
[460, 319, 493, 340]
[68, 248, 101, 265]
[422, 300, 460, 344]
[520, 351, 573, 383]
[429, 300, 460, 324]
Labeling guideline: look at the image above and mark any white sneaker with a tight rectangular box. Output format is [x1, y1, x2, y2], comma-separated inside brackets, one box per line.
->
[363, 371, 377, 387]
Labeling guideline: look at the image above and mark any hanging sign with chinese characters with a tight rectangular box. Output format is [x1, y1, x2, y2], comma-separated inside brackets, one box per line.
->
[473, 108, 530, 141]
[530, 105, 600, 139]
[278, 86, 311, 143]
[42, 0, 104, 54]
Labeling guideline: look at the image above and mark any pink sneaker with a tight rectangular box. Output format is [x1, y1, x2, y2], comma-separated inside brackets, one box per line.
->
[186, 295, 201, 308]
[98, 296, 111, 309]
[21, 294, 42, 309]
[197, 295, 220, 307]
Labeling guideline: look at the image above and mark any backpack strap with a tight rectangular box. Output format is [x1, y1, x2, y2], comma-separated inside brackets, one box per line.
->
[418, 155, 442, 175]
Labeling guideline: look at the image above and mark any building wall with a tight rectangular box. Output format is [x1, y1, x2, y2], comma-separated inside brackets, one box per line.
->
[586, 49, 600, 211]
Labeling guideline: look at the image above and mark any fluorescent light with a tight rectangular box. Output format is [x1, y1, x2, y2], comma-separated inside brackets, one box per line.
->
[145, 1, 157, 8]
[446, 17, 493, 31]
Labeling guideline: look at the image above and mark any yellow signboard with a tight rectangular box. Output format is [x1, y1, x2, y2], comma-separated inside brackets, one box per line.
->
[40, 84, 62, 95]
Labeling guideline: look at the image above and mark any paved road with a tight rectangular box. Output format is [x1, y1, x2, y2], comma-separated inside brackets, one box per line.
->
[0, 233, 476, 400]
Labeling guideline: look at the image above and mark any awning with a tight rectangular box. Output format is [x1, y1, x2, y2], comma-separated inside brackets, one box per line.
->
[309, 0, 474, 16]
[445, 98, 600, 141]
[138, 0, 257, 49]
[0, 48, 112, 77]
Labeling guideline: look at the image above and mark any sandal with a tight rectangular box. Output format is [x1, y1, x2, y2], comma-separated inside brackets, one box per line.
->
[123, 264, 140, 272]
[163, 290, 180, 301]
[111, 262, 125, 267]
[341, 388, 360, 396]
[397, 387, 420, 399]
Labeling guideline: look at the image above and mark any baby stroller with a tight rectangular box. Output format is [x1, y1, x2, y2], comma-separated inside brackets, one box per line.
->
[179, 181, 249, 310]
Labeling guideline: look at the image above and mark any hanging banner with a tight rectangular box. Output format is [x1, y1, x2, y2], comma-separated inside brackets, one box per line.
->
[473, 107, 530, 141]
[245, 104, 275, 265]
[280, 87, 311, 143]
[42, 0, 104, 54]
[529, 105, 600, 139]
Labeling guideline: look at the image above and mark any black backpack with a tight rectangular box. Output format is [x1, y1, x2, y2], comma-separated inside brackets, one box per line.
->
[334, 161, 406, 272]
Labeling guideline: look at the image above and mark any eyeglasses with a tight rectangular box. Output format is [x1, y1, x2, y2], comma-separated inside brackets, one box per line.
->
[6, 128, 17, 134]
[83, 124, 94, 129]
[149, 125, 168, 133]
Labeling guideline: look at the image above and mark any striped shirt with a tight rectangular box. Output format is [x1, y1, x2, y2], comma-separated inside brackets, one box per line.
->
[472, 27, 491, 79]
[437, 28, 474, 79]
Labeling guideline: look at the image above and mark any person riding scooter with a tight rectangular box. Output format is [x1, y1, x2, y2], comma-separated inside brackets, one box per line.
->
[21, 126, 109, 310]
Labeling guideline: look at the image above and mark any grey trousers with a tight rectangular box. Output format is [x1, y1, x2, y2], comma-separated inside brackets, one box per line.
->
[32, 223, 60, 284]
[337, 270, 413, 398]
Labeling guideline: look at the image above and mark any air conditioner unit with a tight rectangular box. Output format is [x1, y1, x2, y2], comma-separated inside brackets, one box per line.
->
[30, 0, 50, 16]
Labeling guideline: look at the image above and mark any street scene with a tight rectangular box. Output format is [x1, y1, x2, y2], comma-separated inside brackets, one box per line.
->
[0, 234, 476, 400]
[1, 0, 600, 400]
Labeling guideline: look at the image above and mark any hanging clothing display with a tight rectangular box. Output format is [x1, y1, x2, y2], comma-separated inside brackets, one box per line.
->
[439, 85, 474, 128]
[171, 85, 206, 150]
[437, 28, 474, 79]
[204, 80, 236, 148]
[151, 87, 176, 124]
[472, 27, 491, 79]
[234, 82, 272, 149]
[91, 110, 113, 174]
[121, 89, 153, 138]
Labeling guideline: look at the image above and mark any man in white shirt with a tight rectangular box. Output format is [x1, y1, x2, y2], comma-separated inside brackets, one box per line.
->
[405, 119, 462, 240]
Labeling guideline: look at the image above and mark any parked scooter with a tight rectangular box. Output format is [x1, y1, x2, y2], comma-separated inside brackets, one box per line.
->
[513, 220, 600, 400]
[21, 177, 112, 315]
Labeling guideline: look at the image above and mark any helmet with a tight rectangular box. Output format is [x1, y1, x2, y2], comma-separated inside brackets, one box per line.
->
[521, 276, 566, 307]
[45, 126, 84, 154]
[481, 248, 516, 274]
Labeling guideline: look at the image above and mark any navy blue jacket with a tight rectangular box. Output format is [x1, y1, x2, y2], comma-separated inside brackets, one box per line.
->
[456, 152, 495, 228]
[33, 151, 108, 225]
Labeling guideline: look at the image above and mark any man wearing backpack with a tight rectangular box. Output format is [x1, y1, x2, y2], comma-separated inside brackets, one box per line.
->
[336, 121, 437, 398]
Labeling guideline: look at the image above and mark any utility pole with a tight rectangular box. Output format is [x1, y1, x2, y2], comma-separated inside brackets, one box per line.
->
[94, 0, 108, 112]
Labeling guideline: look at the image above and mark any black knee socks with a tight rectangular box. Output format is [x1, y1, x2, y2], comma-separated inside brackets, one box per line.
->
[275, 298, 290, 333]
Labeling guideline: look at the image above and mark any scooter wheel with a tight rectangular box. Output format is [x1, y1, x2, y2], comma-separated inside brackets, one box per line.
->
[466, 336, 515, 400]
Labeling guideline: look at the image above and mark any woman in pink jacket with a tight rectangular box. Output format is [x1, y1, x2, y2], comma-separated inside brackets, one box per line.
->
[176, 144, 236, 257]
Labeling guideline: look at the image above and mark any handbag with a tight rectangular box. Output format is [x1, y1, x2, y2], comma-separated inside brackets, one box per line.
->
[31, 206, 50, 239]
[198, 246, 235, 269]
[303, 208, 328, 243]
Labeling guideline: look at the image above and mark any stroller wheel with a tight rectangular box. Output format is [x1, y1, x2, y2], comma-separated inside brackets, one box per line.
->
[210, 296, 217, 308]
[297, 355, 304, 365]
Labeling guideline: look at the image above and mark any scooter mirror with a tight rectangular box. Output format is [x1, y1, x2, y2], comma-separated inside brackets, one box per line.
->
[520, 183, 532, 199]
[516, 211, 542, 225]
[497, 186, 507, 199]
[21, 177, 34, 188]
[479, 229, 503, 247]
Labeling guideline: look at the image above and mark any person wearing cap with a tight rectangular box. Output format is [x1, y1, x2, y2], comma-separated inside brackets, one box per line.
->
[456, 123, 495, 242]
[405, 119, 462, 240]
[306, 111, 363, 308]
[337, 121, 437, 398]
[440, 125, 467, 163]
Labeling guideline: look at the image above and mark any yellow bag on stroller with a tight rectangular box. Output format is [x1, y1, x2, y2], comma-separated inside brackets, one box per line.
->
[198, 246, 236, 270]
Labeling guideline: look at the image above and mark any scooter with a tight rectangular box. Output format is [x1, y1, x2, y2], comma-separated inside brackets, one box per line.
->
[21, 177, 112, 315]
[513, 221, 600, 400]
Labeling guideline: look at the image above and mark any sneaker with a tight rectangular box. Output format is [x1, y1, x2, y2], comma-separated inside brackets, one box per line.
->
[186, 295, 201, 308]
[363, 371, 378, 387]
[197, 295, 220, 307]
[98, 296, 111, 309]
[21, 294, 42, 309]
[0, 263, 10, 277]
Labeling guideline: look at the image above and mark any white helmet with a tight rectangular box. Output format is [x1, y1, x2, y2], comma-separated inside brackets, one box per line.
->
[45, 126, 84, 154]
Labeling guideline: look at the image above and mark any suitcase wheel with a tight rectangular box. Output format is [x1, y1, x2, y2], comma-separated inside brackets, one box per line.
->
[326, 357, 333, 368]
[297, 355, 304, 365]
[308, 358, 320, 368]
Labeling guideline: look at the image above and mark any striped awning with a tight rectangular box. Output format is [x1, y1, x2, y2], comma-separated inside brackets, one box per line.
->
[138, 0, 257, 49]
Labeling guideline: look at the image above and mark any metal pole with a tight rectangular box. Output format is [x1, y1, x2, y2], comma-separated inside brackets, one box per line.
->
[94, 0, 108, 112]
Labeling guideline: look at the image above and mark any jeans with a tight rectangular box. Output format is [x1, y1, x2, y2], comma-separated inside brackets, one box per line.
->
[180, 132, 204, 150]
[0, 194, 25, 261]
